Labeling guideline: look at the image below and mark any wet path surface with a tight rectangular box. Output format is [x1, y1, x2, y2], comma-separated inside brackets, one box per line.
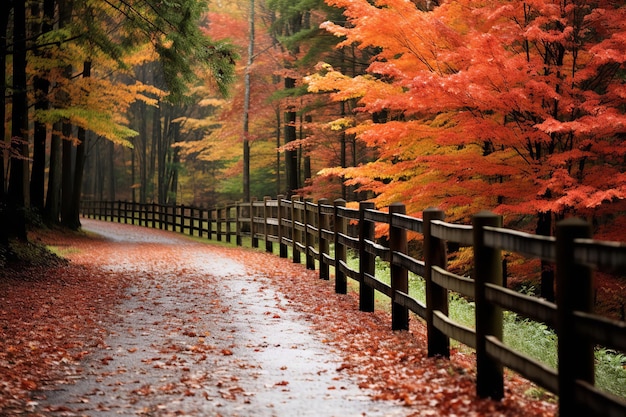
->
[35, 219, 410, 417]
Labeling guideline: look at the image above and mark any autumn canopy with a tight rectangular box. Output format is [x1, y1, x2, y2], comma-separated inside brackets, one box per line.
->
[307, 0, 626, 239]
[2, 0, 626, 240]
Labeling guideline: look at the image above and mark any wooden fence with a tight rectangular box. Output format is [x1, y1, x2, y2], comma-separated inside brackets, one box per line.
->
[81, 198, 626, 417]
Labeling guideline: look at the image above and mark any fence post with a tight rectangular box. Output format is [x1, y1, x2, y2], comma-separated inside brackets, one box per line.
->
[226, 205, 233, 243]
[291, 196, 301, 264]
[390, 203, 409, 331]
[473, 211, 504, 400]
[151, 203, 156, 229]
[207, 207, 214, 240]
[236, 202, 243, 246]
[359, 201, 376, 312]
[277, 195, 288, 258]
[187, 206, 190, 236]
[197, 206, 204, 238]
[264, 196, 273, 253]
[205, 207, 211, 239]
[250, 198, 258, 248]
[305, 198, 315, 270]
[216, 207, 223, 242]
[556, 218, 593, 417]
[423, 207, 449, 357]
[334, 199, 347, 294]
[318, 198, 330, 280]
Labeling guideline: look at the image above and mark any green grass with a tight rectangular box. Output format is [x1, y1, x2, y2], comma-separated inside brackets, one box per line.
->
[344, 253, 626, 400]
[47, 246, 81, 257]
[596, 348, 626, 399]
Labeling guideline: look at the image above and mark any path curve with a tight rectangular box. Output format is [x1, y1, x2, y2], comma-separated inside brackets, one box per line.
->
[34, 219, 410, 417]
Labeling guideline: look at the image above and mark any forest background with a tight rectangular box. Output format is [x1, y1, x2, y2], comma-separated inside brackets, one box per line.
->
[2, 0, 626, 246]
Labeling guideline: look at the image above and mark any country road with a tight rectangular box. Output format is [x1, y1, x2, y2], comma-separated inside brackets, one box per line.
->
[28, 219, 411, 417]
[1, 219, 556, 417]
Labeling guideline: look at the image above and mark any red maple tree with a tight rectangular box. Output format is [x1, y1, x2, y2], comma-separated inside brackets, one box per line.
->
[308, 0, 626, 238]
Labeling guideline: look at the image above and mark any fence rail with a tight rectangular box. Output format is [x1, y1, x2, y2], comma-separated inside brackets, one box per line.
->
[81, 198, 626, 417]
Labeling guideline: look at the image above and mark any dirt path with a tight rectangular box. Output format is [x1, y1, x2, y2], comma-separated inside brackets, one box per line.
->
[28, 219, 409, 417]
[2, 219, 557, 417]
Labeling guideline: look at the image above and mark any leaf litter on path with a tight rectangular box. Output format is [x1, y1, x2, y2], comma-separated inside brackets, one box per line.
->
[0, 219, 556, 416]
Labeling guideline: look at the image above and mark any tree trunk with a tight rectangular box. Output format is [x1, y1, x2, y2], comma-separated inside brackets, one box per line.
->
[45, 122, 62, 224]
[166, 122, 181, 204]
[30, 0, 54, 214]
[67, 126, 86, 229]
[302, 114, 311, 186]
[340, 102, 347, 200]
[131, 139, 136, 202]
[60, 121, 74, 227]
[284, 77, 298, 196]
[140, 100, 148, 203]
[275, 106, 281, 195]
[107, 140, 115, 201]
[47, 0, 73, 224]
[157, 102, 166, 204]
[170, 148, 180, 204]
[7, 0, 29, 240]
[65, 61, 91, 230]
[0, 5, 10, 245]
[148, 105, 157, 202]
[536, 210, 555, 302]
[242, 0, 255, 202]
[31, 85, 48, 213]
[81, 136, 96, 200]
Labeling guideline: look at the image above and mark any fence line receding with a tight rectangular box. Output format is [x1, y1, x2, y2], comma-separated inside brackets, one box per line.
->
[81, 198, 626, 417]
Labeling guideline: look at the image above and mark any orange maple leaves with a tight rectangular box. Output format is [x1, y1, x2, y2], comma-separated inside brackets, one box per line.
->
[308, 0, 626, 227]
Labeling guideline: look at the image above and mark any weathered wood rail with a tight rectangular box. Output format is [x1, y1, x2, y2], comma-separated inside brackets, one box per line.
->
[81, 198, 626, 417]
